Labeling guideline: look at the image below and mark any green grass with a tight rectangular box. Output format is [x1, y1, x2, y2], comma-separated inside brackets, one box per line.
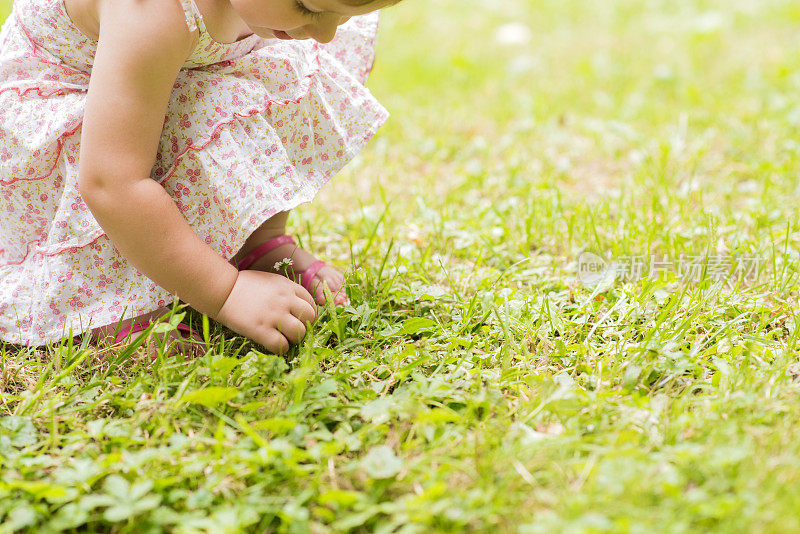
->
[3, 0, 800, 531]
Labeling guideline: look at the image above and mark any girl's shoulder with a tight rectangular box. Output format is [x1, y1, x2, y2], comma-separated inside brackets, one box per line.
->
[62, 0, 202, 40]
[93, 0, 199, 71]
[97, 0, 199, 43]
[14, 0, 199, 65]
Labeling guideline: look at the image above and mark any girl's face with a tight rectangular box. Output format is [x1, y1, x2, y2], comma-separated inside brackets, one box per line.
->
[230, 0, 379, 44]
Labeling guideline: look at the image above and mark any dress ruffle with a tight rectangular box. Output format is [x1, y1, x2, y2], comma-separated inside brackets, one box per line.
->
[0, 3, 388, 346]
[152, 41, 387, 257]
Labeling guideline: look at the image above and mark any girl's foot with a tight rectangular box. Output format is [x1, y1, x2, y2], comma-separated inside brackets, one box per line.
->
[231, 237, 349, 306]
[83, 307, 205, 358]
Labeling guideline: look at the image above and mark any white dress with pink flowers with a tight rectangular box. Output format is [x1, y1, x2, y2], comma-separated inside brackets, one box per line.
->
[0, 0, 388, 346]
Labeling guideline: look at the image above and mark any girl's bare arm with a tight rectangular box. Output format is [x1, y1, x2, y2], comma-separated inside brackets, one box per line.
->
[78, 0, 238, 319]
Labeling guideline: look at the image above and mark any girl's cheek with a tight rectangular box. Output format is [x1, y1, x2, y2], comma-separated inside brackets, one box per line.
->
[231, 0, 300, 30]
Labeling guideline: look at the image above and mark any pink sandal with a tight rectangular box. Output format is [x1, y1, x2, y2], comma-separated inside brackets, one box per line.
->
[115, 318, 207, 357]
[229, 234, 345, 303]
[71, 316, 207, 357]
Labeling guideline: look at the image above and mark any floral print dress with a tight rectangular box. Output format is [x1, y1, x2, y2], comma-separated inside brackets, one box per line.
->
[0, 0, 388, 346]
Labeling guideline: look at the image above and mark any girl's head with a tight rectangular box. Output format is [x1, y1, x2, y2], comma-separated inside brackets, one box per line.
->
[231, 0, 400, 44]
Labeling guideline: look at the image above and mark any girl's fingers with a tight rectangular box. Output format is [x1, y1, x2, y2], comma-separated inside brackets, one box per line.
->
[264, 330, 290, 355]
[278, 316, 307, 345]
[291, 298, 317, 325]
[294, 284, 316, 308]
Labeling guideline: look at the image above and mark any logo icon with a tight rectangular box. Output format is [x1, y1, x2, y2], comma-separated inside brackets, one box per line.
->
[577, 251, 615, 288]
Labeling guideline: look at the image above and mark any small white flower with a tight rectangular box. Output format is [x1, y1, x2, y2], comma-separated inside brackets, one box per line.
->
[274, 258, 293, 271]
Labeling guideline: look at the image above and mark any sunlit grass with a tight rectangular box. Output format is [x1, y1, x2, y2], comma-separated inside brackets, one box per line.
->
[2, 0, 800, 531]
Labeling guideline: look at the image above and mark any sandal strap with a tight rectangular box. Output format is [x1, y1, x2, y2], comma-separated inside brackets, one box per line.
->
[232, 234, 296, 270]
[176, 322, 205, 345]
[114, 319, 206, 356]
[300, 260, 327, 294]
[114, 318, 153, 345]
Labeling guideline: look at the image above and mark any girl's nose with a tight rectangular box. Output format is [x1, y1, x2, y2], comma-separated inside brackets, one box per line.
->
[308, 15, 351, 44]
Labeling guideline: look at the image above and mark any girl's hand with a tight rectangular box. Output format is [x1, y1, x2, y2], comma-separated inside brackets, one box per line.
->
[215, 270, 317, 354]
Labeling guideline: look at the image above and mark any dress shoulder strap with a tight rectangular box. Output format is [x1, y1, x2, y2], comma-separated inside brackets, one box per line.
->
[176, 0, 201, 32]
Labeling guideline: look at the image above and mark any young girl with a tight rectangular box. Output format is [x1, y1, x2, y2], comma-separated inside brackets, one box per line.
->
[0, 0, 394, 355]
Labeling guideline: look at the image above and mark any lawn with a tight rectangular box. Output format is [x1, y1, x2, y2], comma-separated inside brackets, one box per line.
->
[3, 0, 800, 532]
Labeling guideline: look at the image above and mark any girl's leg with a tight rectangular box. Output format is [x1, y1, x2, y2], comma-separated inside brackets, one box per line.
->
[233, 211, 290, 260]
[232, 211, 348, 305]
